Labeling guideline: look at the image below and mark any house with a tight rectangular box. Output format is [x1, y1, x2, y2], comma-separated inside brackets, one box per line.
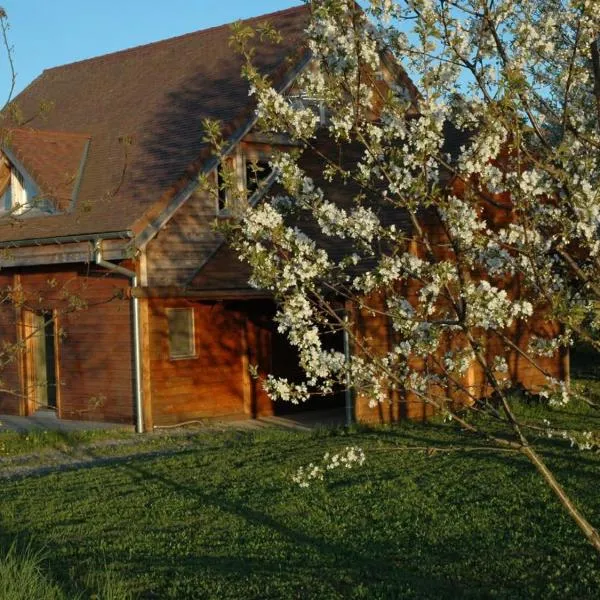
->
[0, 6, 319, 431]
[0, 5, 566, 431]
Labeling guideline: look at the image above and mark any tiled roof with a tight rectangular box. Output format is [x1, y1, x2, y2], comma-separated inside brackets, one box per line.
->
[0, 5, 311, 243]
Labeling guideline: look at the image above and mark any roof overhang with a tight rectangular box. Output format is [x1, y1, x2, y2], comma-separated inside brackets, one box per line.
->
[131, 286, 271, 300]
[0, 230, 133, 267]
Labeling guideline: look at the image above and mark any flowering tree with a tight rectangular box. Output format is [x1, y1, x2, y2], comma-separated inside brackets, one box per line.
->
[221, 0, 600, 552]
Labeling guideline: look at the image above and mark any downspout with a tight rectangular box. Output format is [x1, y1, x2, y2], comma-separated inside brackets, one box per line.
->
[93, 240, 144, 433]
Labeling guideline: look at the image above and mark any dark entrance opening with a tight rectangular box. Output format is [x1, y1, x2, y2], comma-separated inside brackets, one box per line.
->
[43, 313, 57, 410]
[271, 327, 346, 416]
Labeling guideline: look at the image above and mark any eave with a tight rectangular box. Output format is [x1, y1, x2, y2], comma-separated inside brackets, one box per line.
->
[0, 230, 133, 267]
[131, 286, 271, 300]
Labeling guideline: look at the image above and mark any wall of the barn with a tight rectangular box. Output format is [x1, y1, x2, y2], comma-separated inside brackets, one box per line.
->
[145, 186, 223, 287]
[351, 290, 566, 424]
[148, 299, 275, 426]
[0, 273, 21, 414]
[351, 293, 435, 424]
[0, 266, 134, 422]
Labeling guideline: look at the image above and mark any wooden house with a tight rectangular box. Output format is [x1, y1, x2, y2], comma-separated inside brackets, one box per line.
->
[0, 6, 566, 431]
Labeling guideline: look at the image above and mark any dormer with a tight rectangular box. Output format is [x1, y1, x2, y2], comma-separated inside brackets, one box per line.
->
[0, 128, 91, 215]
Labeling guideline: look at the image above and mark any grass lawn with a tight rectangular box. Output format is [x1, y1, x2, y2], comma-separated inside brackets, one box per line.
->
[0, 394, 599, 600]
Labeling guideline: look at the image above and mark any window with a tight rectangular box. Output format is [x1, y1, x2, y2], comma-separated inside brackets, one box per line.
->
[216, 157, 238, 214]
[0, 157, 43, 214]
[167, 308, 195, 359]
[216, 152, 272, 215]
[216, 161, 228, 213]
[0, 158, 13, 211]
[244, 156, 271, 199]
[288, 93, 329, 125]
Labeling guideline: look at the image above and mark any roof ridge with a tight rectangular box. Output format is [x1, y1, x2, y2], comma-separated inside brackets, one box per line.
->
[41, 5, 308, 75]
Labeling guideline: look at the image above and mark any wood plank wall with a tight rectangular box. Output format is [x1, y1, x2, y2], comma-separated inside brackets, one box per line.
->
[145, 186, 223, 287]
[148, 299, 275, 425]
[351, 213, 566, 424]
[0, 266, 133, 423]
[0, 273, 22, 414]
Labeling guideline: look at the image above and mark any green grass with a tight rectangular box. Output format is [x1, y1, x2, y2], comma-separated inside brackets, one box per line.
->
[0, 542, 131, 600]
[0, 413, 599, 599]
[1, 345, 598, 599]
[0, 427, 135, 458]
[0, 543, 68, 600]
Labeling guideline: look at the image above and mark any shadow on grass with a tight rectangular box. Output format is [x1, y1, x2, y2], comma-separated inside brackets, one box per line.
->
[2, 422, 600, 599]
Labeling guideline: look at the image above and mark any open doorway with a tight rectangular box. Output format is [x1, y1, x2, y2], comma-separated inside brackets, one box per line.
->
[270, 327, 346, 416]
[24, 310, 58, 414]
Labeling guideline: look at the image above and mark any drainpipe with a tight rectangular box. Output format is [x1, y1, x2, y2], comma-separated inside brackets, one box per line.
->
[93, 240, 144, 433]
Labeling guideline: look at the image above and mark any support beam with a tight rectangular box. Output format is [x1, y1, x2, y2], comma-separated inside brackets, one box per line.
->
[131, 286, 271, 301]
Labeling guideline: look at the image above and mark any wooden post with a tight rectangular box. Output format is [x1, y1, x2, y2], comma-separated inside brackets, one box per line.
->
[13, 273, 27, 416]
[241, 314, 254, 417]
[138, 297, 154, 431]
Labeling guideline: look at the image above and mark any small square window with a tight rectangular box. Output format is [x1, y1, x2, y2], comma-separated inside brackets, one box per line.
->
[167, 308, 195, 359]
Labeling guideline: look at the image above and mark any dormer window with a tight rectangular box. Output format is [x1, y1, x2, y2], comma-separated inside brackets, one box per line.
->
[244, 155, 271, 200]
[0, 157, 42, 215]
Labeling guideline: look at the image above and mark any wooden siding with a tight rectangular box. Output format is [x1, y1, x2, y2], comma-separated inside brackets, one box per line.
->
[351, 292, 435, 423]
[0, 266, 133, 423]
[351, 296, 564, 424]
[0, 238, 127, 268]
[0, 273, 22, 414]
[350, 222, 565, 424]
[58, 273, 133, 423]
[148, 299, 275, 425]
[145, 186, 223, 287]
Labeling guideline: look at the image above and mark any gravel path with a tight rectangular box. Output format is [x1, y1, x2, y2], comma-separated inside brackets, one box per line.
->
[0, 434, 198, 480]
[0, 408, 345, 480]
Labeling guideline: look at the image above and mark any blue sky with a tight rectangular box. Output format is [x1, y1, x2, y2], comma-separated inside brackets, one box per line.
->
[0, 1, 300, 98]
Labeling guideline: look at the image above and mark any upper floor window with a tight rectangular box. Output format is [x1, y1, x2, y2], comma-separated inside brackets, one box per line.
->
[0, 157, 45, 215]
[288, 92, 329, 126]
[216, 159, 232, 213]
[216, 150, 272, 215]
[244, 156, 271, 199]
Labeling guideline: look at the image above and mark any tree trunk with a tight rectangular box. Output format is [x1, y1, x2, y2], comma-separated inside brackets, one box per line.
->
[521, 445, 600, 553]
